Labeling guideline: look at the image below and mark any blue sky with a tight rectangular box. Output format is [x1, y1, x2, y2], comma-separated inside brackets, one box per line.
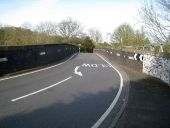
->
[0, 0, 140, 11]
[58, 0, 138, 4]
[0, 0, 142, 40]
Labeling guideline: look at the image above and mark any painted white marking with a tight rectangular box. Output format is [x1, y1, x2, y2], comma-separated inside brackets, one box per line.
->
[39, 52, 46, 55]
[110, 52, 113, 54]
[11, 76, 72, 102]
[134, 53, 138, 60]
[99, 64, 112, 68]
[128, 56, 134, 60]
[92, 54, 124, 128]
[139, 55, 143, 61]
[91, 64, 98, 67]
[0, 53, 77, 82]
[74, 66, 83, 77]
[82, 64, 112, 68]
[82, 64, 91, 67]
[116, 53, 120, 56]
[0, 57, 8, 62]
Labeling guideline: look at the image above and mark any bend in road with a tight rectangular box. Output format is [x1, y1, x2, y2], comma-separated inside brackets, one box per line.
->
[0, 53, 124, 128]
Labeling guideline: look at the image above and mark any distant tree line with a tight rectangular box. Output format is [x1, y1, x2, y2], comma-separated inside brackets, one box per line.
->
[1, 0, 170, 54]
[107, 22, 170, 53]
[110, 23, 150, 46]
[0, 18, 95, 52]
[96, 0, 170, 53]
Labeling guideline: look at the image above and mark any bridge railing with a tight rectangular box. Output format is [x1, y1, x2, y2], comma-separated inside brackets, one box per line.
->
[0, 44, 78, 76]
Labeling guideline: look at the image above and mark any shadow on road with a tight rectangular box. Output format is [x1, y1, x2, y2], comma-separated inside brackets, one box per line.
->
[0, 87, 118, 128]
[116, 70, 170, 128]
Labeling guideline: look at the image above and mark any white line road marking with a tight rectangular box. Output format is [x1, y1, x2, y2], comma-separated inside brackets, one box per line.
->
[0, 53, 77, 82]
[74, 66, 83, 77]
[11, 76, 72, 102]
[91, 54, 124, 128]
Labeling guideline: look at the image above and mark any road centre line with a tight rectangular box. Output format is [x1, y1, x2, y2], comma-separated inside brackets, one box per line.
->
[91, 53, 124, 128]
[0, 53, 77, 82]
[11, 76, 72, 102]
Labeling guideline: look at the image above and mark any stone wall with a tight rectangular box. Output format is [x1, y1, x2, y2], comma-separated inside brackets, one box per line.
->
[143, 54, 170, 85]
[94, 48, 170, 86]
[94, 48, 143, 72]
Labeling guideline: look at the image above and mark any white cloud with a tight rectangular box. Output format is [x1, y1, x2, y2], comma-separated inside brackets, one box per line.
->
[0, 0, 141, 40]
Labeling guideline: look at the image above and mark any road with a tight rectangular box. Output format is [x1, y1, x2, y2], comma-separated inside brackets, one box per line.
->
[0, 53, 123, 128]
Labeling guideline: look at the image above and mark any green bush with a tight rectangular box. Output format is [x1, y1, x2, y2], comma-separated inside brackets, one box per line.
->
[81, 37, 95, 53]
[163, 45, 170, 53]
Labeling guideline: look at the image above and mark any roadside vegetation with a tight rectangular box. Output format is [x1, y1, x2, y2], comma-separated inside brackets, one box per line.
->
[0, 0, 169, 53]
[97, 0, 170, 53]
[0, 18, 95, 52]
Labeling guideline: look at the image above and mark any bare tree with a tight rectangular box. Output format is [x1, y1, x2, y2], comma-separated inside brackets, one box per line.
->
[21, 22, 33, 30]
[57, 18, 83, 39]
[36, 22, 58, 36]
[140, 0, 170, 44]
[88, 28, 103, 43]
[159, 0, 170, 14]
[35, 22, 58, 44]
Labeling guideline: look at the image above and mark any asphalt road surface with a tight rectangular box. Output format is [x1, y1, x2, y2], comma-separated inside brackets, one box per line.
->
[0, 53, 123, 128]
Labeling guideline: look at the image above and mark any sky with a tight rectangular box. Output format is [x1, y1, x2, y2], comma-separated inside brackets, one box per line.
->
[0, 0, 142, 41]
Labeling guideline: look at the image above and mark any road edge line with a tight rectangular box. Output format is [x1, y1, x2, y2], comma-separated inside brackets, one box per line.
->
[91, 53, 124, 128]
[0, 53, 78, 82]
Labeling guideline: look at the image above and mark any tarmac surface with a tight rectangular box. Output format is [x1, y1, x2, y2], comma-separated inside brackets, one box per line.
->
[0, 53, 127, 128]
[114, 65, 170, 128]
[1, 52, 169, 128]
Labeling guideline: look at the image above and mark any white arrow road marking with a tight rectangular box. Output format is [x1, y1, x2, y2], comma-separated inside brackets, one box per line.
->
[11, 76, 72, 102]
[74, 66, 83, 77]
